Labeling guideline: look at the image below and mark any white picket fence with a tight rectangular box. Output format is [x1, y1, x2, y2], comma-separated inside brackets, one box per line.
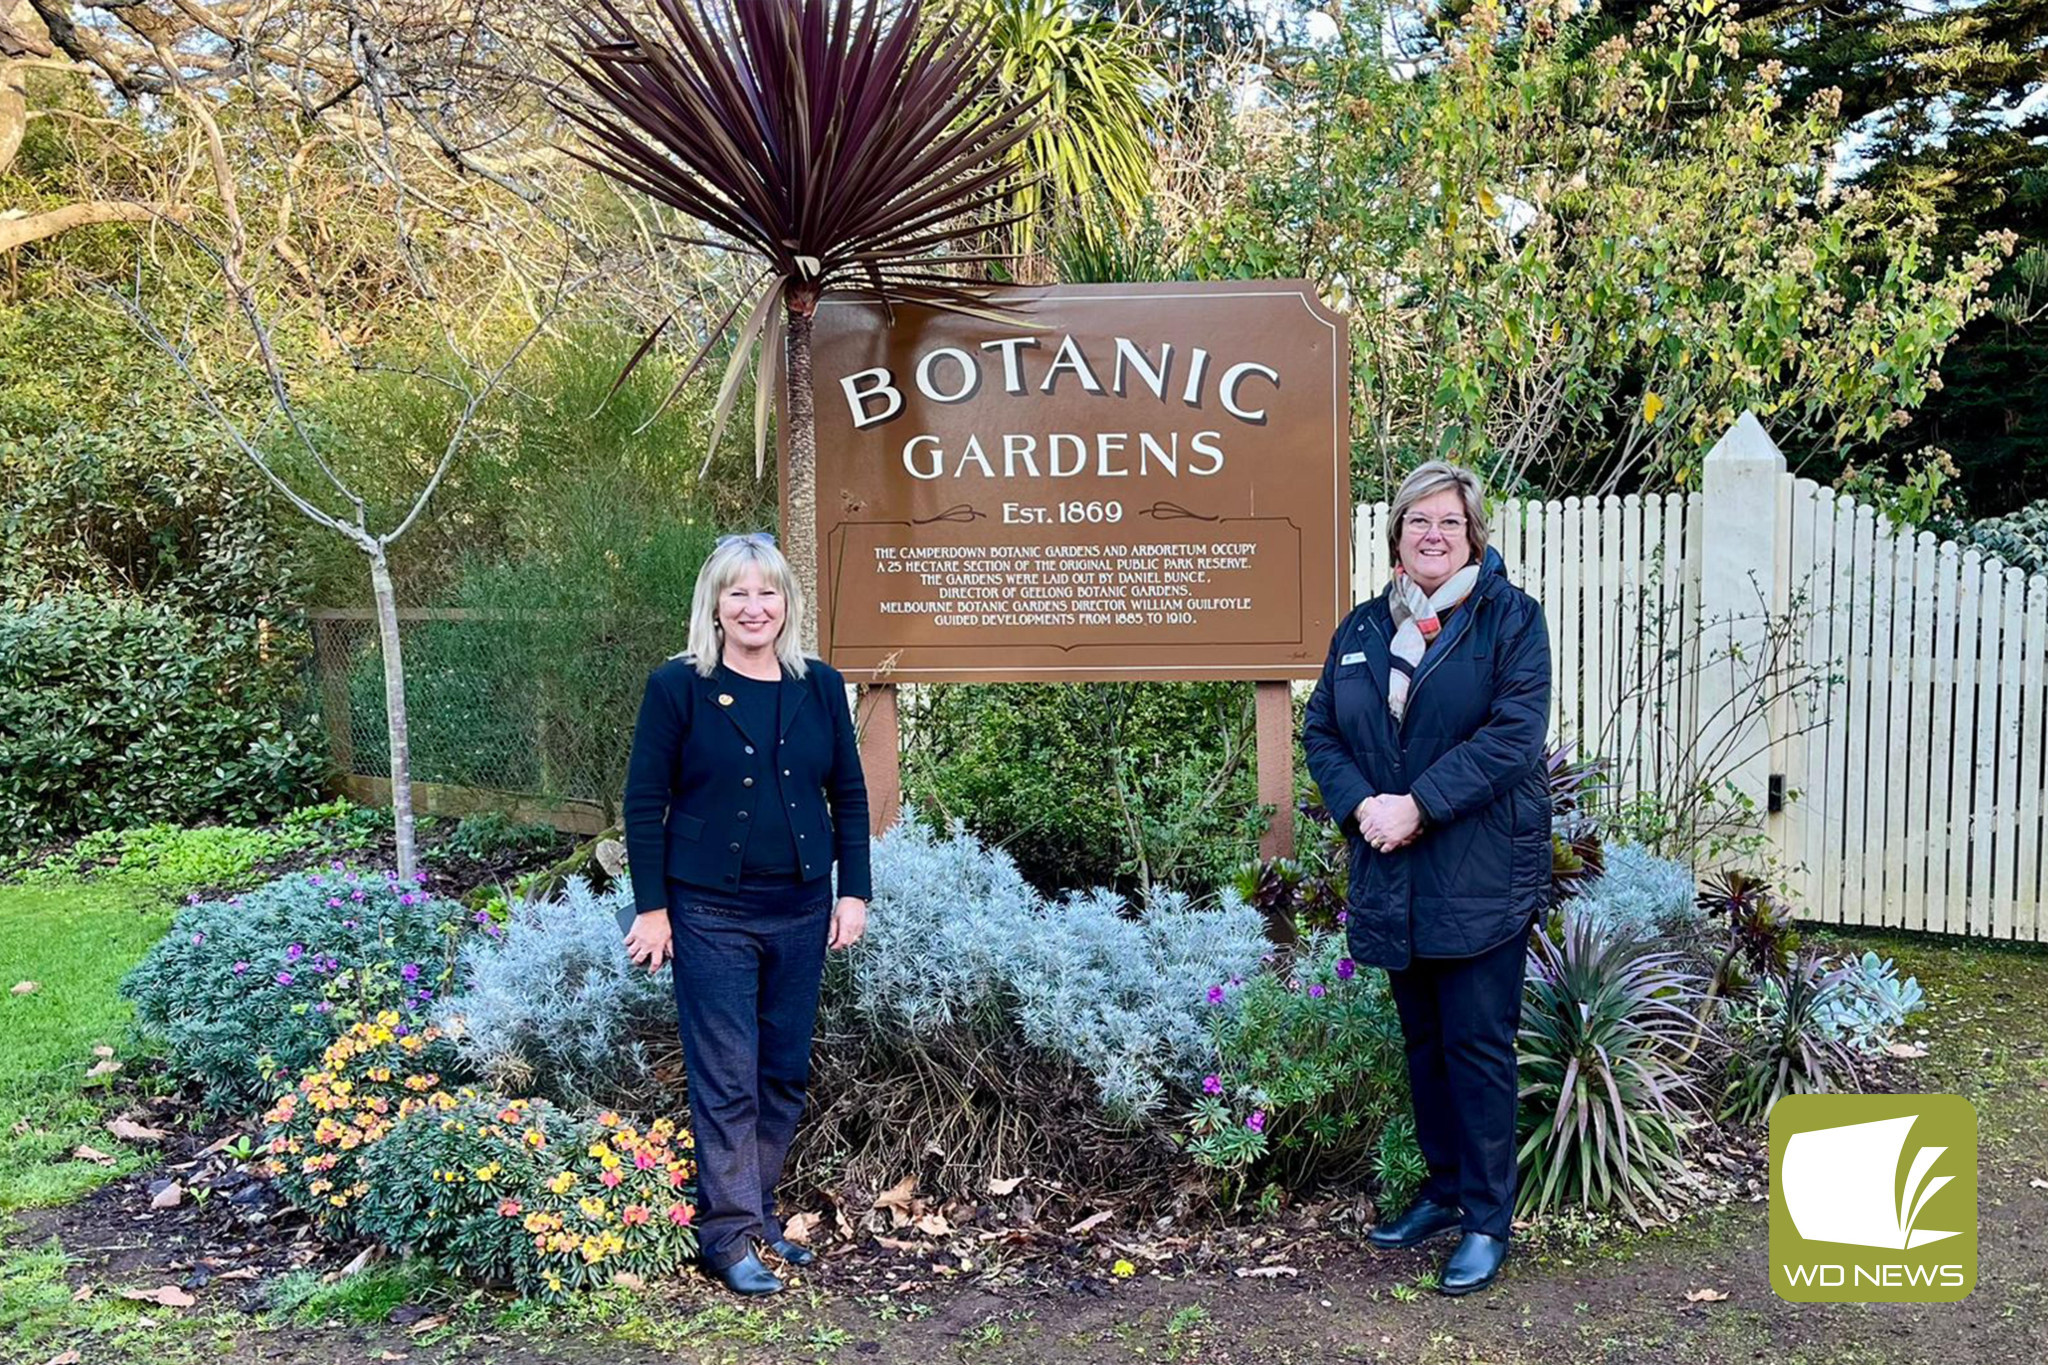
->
[1352, 414, 2048, 941]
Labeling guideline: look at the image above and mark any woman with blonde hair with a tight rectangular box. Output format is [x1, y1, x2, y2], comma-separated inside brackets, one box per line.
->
[1302, 462, 1552, 1296]
[621, 531, 869, 1296]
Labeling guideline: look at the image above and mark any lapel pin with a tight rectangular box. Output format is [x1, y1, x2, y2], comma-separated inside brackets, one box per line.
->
[718, 693, 734, 706]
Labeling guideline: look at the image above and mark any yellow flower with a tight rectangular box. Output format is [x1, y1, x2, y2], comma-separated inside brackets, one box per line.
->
[474, 1162, 501, 1183]
[1112, 1259, 1136, 1278]
[578, 1196, 609, 1222]
[548, 1171, 576, 1196]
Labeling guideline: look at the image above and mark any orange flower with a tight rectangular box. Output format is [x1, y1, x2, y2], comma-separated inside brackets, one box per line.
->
[622, 1204, 650, 1226]
[667, 1203, 693, 1226]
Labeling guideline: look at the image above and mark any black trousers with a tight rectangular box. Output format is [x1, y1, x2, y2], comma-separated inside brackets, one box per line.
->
[667, 881, 832, 1269]
[1386, 922, 1531, 1239]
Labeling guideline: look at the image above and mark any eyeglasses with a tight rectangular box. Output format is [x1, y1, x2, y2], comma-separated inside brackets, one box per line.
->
[1401, 515, 1468, 537]
[716, 531, 778, 548]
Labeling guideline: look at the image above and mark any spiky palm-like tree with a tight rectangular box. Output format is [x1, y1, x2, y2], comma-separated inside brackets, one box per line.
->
[976, 0, 1165, 257]
[556, 0, 1041, 645]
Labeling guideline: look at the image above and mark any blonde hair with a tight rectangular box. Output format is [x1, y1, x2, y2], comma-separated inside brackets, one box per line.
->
[1386, 461, 1490, 568]
[684, 533, 808, 679]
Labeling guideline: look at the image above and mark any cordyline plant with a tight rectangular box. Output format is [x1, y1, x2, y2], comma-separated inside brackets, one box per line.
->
[555, 0, 1042, 645]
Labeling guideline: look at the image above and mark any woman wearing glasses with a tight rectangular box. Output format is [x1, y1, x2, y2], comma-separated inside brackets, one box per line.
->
[1302, 462, 1551, 1296]
[620, 532, 870, 1296]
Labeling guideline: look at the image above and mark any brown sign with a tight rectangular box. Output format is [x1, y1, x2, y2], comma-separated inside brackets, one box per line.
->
[794, 282, 1349, 683]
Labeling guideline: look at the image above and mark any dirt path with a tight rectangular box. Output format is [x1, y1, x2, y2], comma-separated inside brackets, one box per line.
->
[11, 929, 2046, 1365]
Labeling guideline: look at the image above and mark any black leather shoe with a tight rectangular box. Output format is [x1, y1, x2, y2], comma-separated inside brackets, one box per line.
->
[1439, 1232, 1507, 1295]
[1366, 1198, 1463, 1250]
[707, 1249, 785, 1296]
[766, 1238, 815, 1267]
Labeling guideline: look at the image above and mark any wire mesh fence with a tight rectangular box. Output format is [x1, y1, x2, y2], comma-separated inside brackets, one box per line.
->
[311, 608, 676, 815]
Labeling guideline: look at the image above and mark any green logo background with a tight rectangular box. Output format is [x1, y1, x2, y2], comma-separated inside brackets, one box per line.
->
[1769, 1093, 1976, 1303]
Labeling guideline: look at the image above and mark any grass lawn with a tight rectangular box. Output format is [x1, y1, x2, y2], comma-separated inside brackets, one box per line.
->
[0, 883, 177, 1210]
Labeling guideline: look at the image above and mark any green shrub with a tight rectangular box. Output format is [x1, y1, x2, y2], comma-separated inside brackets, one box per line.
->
[120, 868, 473, 1106]
[1517, 908, 1704, 1226]
[1966, 498, 2048, 576]
[264, 1014, 700, 1299]
[0, 593, 326, 849]
[901, 681, 1264, 892]
[445, 811, 560, 864]
[1184, 931, 1409, 1196]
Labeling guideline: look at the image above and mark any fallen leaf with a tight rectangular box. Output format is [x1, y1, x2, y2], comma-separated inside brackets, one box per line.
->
[84, 1060, 122, 1079]
[988, 1176, 1025, 1197]
[214, 1268, 259, 1281]
[1234, 1265, 1298, 1279]
[1886, 1041, 1929, 1059]
[873, 1175, 918, 1214]
[1066, 1209, 1114, 1236]
[70, 1284, 93, 1302]
[195, 1133, 236, 1158]
[11, 981, 36, 995]
[150, 1181, 184, 1209]
[92, 1045, 114, 1058]
[1685, 1288, 1729, 1303]
[45, 1350, 80, 1365]
[912, 1212, 954, 1238]
[377, 1353, 407, 1362]
[107, 1117, 169, 1143]
[2030, 1178, 2048, 1191]
[338, 1245, 380, 1278]
[610, 1271, 645, 1291]
[782, 1212, 819, 1245]
[874, 1236, 923, 1253]
[120, 1285, 196, 1308]
[406, 1315, 448, 1336]
[71, 1145, 116, 1166]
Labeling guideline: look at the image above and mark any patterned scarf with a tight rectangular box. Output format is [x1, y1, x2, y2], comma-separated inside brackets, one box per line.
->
[1387, 561, 1482, 722]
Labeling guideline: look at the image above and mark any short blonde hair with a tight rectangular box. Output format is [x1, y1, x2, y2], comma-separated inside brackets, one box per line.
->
[684, 533, 808, 679]
[1387, 461, 1490, 568]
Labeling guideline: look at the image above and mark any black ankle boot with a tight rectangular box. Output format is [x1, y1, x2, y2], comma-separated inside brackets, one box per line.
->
[1366, 1197, 1463, 1250]
[767, 1238, 815, 1267]
[1439, 1232, 1507, 1295]
[707, 1248, 785, 1296]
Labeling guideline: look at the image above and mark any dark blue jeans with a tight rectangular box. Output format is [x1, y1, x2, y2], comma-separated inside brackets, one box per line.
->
[667, 882, 832, 1269]
[1386, 922, 1531, 1239]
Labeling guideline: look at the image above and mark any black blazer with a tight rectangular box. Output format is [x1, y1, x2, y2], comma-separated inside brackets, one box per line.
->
[621, 655, 871, 915]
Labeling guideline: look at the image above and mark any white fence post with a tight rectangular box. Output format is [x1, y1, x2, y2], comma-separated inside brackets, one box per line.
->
[1697, 412, 1788, 861]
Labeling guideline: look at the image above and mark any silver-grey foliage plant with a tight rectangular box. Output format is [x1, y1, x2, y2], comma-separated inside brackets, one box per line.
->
[434, 876, 675, 1109]
[1570, 842, 1702, 942]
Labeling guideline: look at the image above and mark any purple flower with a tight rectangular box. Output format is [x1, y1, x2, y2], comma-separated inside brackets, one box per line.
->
[401, 963, 421, 982]
[327, 898, 343, 909]
[190, 932, 205, 946]
[286, 943, 304, 961]
[399, 893, 416, 907]
[413, 871, 429, 886]
[1202, 1075, 1223, 1095]
[1308, 984, 1326, 999]
[308, 875, 323, 886]
[395, 1023, 409, 1037]
[330, 860, 346, 872]
[1336, 910, 1349, 925]
[1247, 1111, 1266, 1134]
[232, 961, 249, 975]
[186, 893, 201, 906]
[1336, 958, 1357, 981]
[1206, 985, 1225, 1005]
[276, 971, 295, 986]
[350, 889, 366, 903]
[314, 1001, 333, 1014]
[474, 910, 491, 924]
[342, 919, 358, 930]
[1228, 974, 1244, 987]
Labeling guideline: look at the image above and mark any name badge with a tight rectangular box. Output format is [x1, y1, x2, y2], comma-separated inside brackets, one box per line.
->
[1340, 651, 1367, 666]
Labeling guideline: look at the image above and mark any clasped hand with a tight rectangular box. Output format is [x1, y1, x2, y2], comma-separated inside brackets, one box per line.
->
[624, 896, 870, 973]
[1354, 793, 1424, 853]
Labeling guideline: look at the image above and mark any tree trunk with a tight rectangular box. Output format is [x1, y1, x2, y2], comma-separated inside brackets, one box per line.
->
[784, 301, 818, 653]
[367, 545, 418, 882]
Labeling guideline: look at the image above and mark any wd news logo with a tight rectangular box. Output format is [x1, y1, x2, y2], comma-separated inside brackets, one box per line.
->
[1769, 1094, 1976, 1302]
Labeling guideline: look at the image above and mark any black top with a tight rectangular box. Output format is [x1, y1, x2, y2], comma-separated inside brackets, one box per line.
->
[719, 665, 801, 878]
